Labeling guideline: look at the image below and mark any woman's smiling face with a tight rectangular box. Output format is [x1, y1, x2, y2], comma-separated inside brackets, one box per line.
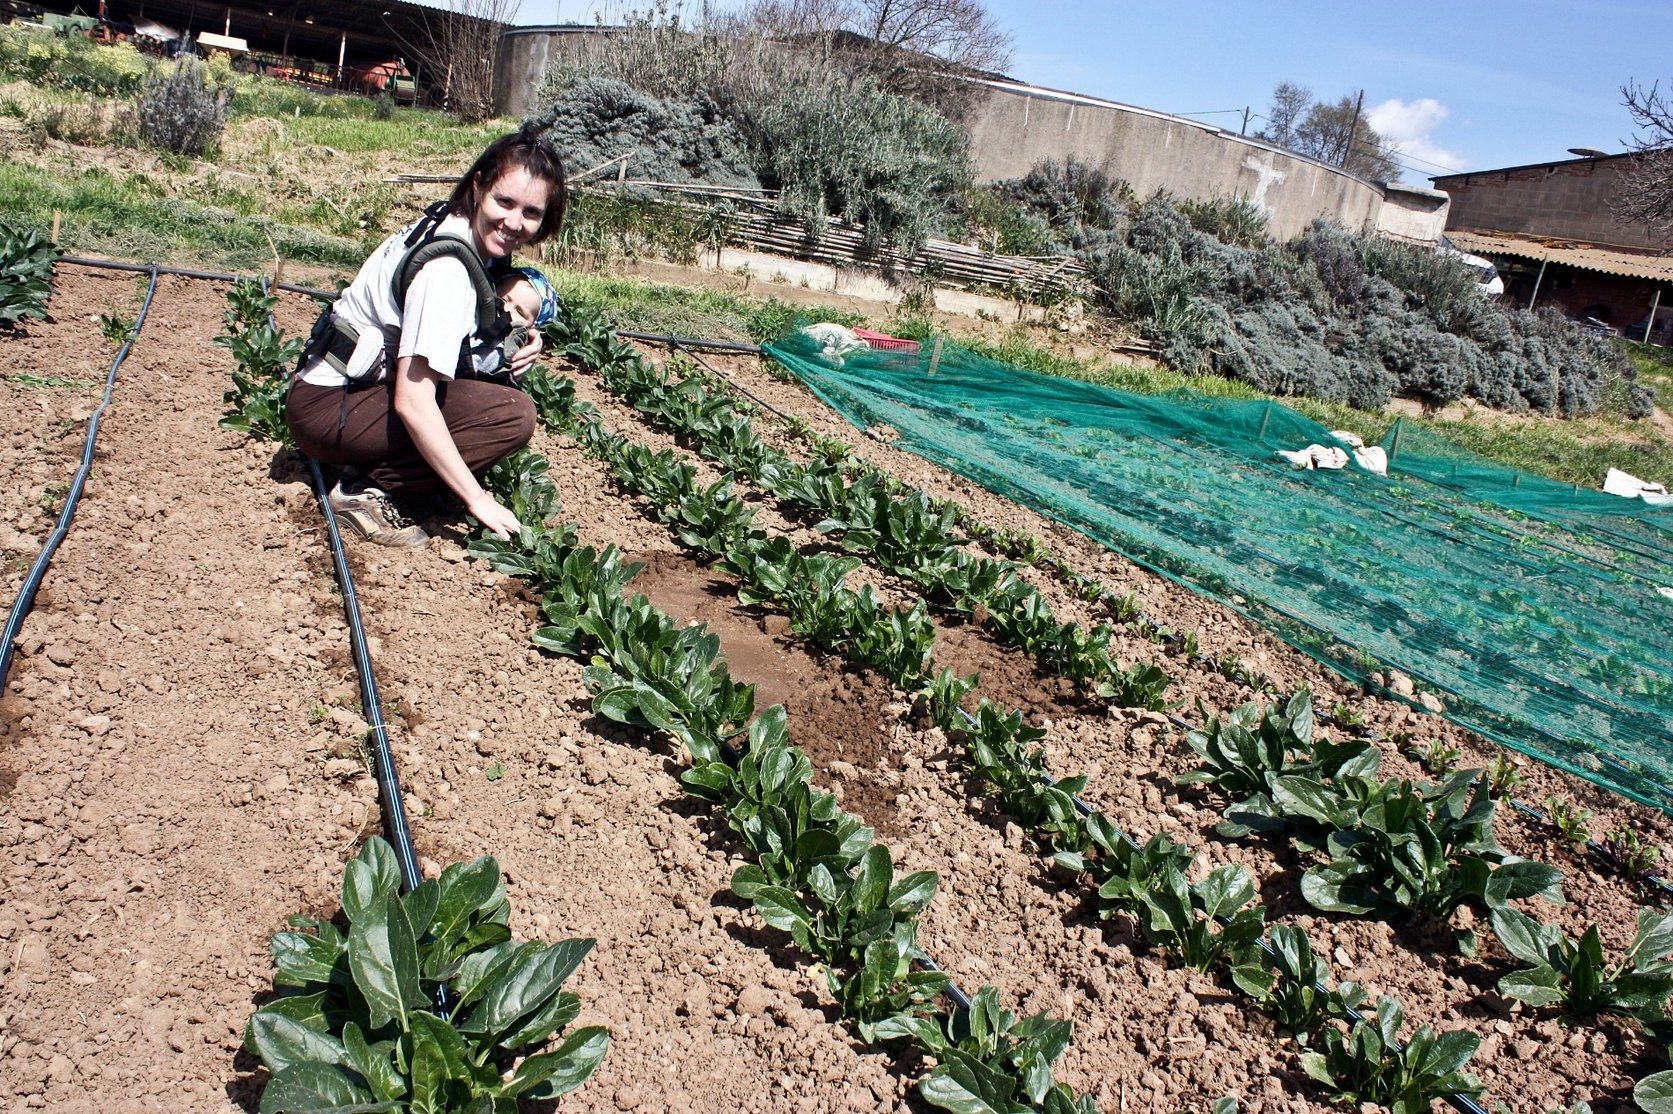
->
[470, 168, 551, 260]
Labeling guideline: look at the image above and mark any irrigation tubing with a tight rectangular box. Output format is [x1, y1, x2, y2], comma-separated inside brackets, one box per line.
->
[625, 331, 1490, 1111]
[59, 256, 334, 302]
[0, 264, 159, 693]
[302, 455, 424, 895]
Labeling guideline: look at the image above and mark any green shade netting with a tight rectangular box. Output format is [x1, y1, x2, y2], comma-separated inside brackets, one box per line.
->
[765, 331, 1673, 811]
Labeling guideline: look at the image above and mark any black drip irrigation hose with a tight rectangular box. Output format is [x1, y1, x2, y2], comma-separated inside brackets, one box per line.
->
[0, 265, 160, 692]
[303, 455, 424, 895]
[625, 330, 1490, 1112]
[59, 256, 334, 302]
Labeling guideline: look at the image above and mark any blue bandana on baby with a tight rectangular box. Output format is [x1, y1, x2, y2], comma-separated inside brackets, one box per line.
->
[512, 266, 560, 328]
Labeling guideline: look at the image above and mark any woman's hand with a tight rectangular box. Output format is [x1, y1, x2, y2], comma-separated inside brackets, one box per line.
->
[507, 329, 543, 383]
[467, 492, 523, 540]
[393, 356, 523, 540]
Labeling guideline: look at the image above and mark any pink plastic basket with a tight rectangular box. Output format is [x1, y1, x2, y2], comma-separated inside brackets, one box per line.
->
[852, 327, 921, 354]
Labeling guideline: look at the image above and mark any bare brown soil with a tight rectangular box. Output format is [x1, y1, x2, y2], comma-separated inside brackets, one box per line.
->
[0, 266, 1668, 1114]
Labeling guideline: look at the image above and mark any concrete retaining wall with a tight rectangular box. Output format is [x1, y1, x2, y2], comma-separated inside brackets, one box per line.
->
[960, 79, 1385, 242]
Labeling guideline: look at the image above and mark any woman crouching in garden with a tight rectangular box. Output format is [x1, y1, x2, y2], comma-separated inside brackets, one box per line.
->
[286, 126, 565, 547]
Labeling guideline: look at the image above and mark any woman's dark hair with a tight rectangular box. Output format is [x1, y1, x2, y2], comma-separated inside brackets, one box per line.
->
[446, 125, 568, 245]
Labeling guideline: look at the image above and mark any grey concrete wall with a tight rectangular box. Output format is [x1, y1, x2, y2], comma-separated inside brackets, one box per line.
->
[960, 79, 1385, 242]
[1437, 157, 1669, 249]
[1376, 182, 1449, 243]
[494, 26, 614, 119]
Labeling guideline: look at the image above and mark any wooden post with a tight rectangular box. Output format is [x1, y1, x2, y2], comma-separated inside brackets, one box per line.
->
[1645, 288, 1662, 344]
[50, 210, 60, 244]
[926, 336, 944, 377]
[336, 30, 346, 81]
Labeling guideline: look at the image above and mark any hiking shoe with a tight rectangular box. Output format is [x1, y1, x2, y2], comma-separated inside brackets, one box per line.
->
[327, 473, 429, 547]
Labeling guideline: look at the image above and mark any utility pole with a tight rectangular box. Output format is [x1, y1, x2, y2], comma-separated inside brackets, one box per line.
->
[1240, 106, 1251, 136]
[1341, 89, 1364, 168]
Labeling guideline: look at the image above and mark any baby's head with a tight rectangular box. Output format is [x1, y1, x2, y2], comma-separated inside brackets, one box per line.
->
[496, 267, 560, 330]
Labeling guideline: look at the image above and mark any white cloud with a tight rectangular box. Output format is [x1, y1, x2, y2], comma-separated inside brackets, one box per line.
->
[1367, 97, 1466, 179]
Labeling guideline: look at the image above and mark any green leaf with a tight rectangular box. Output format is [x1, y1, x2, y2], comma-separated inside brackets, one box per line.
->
[478, 938, 596, 1039]
[751, 886, 814, 933]
[496, 989, 581, 1054]
[1636, 1070, 1673, 1114]
[258, 1062, 394, 1114]
[408, 1010, 486, 1091]
[503, 1025, 610, 1100]
[246, 1011, 347, 1075]
[401, 880, 440, 943]
[1489, 908, 1554, 968]
[340, 1023, 403, 1104]
[248, 993, 329, 1043]
[342, 838, 401, 923]
[271, 931, 344, 987]
[1421, 1029, 1480, 1076]
[919, 1060, 1005, 1114]
[852, 845, 894, 914]
[428, 857, 502, 957]
[347, 893, 421, 1032]
[888, 871, 939, 917]
[407, 1021, 449, 1114]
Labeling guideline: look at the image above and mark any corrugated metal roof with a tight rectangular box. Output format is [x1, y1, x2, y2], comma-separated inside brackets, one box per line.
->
[1447, 230, 1673, 281]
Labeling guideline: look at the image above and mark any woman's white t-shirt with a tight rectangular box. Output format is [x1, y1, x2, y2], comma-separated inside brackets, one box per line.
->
[298, 213, 481, 388]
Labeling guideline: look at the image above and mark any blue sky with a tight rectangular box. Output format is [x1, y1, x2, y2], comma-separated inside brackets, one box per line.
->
[513, 0, 1673, 180]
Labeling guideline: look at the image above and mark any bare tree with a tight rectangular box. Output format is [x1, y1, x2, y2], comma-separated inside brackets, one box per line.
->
[1257, 81, 1310, 149]
[403, 0, 521, 122]
[739, 0, 1011, 113]
[1615, 79, 1673, 237]
[1256, 83, 1399, 181]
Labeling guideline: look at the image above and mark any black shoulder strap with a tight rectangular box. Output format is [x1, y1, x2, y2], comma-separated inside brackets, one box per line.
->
[391, 203, 510, 348]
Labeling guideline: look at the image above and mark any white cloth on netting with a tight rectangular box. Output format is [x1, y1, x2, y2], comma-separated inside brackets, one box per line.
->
[799, 322, 867, 362]
[1603, 468, 1673, 507]
[1278, 429, 1387, 475]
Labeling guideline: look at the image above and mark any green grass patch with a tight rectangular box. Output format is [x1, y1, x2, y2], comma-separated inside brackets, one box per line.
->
[9, 373, 97, 390]
[548, 269, 863, 344]
[0, 163, 363, 269]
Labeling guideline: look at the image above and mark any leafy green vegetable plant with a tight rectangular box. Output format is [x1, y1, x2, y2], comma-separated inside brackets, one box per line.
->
[1229, 924, 1365, 1039]
[1299, 997, 1483, 1114]
[1299, 771, 1564, 923]
[1058, 831, 1265, 971]
[1490, 906, 1673, 1031]
[874, 986, 1097, 1114]
[216, 276, 302, 446]
[1544, 794, 1593, 851]
[245, 837, 609, 1114]
[0, 219, 57, 327]
[1602, 827, 1662, 882]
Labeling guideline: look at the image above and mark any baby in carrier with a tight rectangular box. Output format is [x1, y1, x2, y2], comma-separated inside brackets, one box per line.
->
[473, 266, 560, 381]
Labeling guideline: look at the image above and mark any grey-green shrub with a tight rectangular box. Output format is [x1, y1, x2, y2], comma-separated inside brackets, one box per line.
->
[136, 58, 232, 158]
[750, 76, 971, 256]
[530, 77, 759, 192]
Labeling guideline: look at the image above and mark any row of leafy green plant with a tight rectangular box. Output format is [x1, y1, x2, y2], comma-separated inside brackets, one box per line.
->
[565, 311, 1673, 1104]
[557, 302, 1173, 711]
[211, 283, 611, 1114]
[466, 427, 1099, 1112]
[1182, 691, 1673, 1062]
[534, 324, 1518, 1111]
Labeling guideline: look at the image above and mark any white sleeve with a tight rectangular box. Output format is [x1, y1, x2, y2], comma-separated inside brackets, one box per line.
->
[397, 257, 477, 380]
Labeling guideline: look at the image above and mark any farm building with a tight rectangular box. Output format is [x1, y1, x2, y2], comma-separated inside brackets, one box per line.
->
[15, 0, 484, 101]
[1433, 153, 1673, 341]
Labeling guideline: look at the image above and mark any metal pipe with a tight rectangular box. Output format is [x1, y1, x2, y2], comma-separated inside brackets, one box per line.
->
[1527, 257, 1549, 311]
[1645, 289, 1662, 345]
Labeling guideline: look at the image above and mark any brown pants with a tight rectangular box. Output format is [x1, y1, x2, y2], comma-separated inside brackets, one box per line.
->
[286, 378, 535, 497]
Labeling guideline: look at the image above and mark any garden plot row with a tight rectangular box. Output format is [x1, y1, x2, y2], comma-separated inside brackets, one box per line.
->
[545, 314, 1673, 1110]
[0, 273, 900, 1114]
